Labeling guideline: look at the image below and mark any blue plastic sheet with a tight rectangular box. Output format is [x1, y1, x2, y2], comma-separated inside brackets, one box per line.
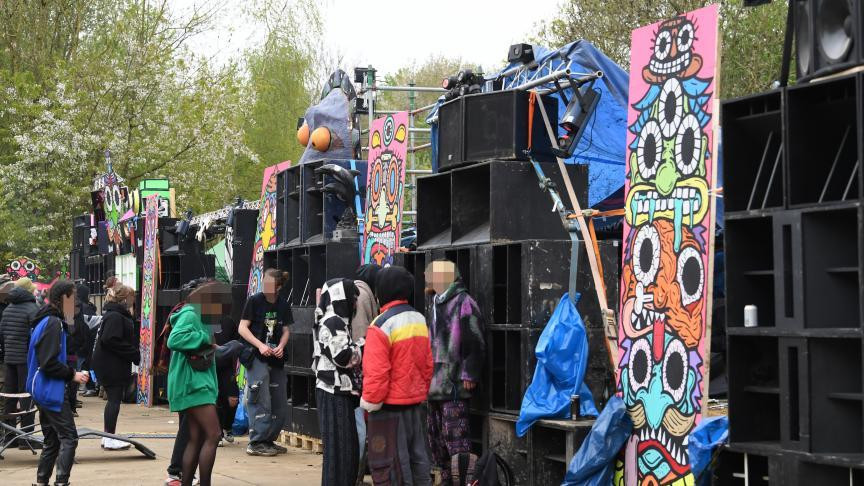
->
[516, 293, 598, 437]
[426, 40, 629, 207]
[688, 416, 729, 486]
[562, 396, 633, 486]
[232, 389, 248, 436]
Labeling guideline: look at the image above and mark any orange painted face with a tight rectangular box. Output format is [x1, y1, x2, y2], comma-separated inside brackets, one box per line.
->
[620, 219, 704, 349]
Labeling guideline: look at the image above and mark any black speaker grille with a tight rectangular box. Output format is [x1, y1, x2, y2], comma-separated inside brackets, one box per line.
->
[438, 98, 463, 170]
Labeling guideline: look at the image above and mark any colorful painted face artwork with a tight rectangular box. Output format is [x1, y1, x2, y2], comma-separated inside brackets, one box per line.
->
[362, 112, 407, 266]
[615, 6, 719, 485]
[247, 161, 292, 296]
[138, 195, 159, 406]
[6, 257, 41, 281]
[92, 158, 131, 252]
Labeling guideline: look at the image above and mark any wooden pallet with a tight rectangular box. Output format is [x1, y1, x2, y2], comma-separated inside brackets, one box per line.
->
[278, 431, 323, 454]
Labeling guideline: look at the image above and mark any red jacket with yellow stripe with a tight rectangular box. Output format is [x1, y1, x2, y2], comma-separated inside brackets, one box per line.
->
[361, 300, 433, 406]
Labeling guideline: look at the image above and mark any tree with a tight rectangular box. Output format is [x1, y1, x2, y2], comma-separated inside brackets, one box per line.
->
[536, 0, 790, 99]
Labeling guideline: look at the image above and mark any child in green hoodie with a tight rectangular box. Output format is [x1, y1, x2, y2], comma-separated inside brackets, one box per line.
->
[167, 280, 221, 486]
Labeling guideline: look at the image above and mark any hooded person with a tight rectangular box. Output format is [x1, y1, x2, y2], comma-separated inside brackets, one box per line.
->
[27, 280, 91, 486]
[91, 285, 140, 450]
[0, 277, 41, 447]
[314, 278, 363, 486]
[361, 266, 433, 485]
[352, 264, 381, 342]
[424, 260, 486, 485]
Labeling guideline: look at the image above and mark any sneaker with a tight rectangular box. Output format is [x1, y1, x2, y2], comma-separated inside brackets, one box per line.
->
[222, 430, 234, 443]
[217, 437, 224, 447]
[246, 442, 277, 457]
[269, 441, 288, 454]
[164, 475, 181, 486]
[82, 390, 98, 397]
[104, 438, 131, 450]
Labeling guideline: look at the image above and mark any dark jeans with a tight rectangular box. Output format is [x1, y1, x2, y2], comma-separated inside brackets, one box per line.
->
[103, 385, 124, 434]
[367, 404, 432, 486]
[3, 363, 35, 438]
[216, 394, 237, 432]
[37, 401, 79, 484]
[168, 411, 189, 477]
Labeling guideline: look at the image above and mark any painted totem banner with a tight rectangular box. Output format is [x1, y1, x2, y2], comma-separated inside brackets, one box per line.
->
[247, 161, 292, 296]
[138, 195, 159, 406]
[92, 157, 132, 253]
[615, 5, 719, 485]
[363, 112, 408, 265]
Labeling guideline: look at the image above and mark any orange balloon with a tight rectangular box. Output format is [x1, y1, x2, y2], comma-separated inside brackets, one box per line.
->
[311, 126, 331, 151]
[297, 123, 310, 146]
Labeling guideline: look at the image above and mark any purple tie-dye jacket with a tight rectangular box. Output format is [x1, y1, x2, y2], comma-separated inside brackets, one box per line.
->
[427, 280, 486, 401]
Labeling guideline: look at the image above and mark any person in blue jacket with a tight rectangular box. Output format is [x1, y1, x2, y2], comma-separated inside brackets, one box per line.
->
[27, 280, 90, 486]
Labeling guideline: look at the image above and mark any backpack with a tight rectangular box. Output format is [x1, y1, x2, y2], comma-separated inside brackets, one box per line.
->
[468, 451, 513, 486]
[26, 317, 67, 413]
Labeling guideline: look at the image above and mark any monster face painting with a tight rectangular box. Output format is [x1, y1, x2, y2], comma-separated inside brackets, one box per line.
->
[138, 195, 158, 406]
[616, 6, 718, 486]
[6, 257, 41, 281]
[247, 162, 291, 296]
[362, 113, 407, 266]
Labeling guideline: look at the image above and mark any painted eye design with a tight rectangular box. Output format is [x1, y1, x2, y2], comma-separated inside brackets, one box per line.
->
[104, 188, 114, 212]
[629, 338, 652, 393]
[677, 246, 704, 306]
[10, 261, 21, 270]
[662, 338, 689, 403]
[654, 30, 672, 61]
[677, 22, 695, 53]
[633, 225, 661, 286]
[658, 78, 684, 138]
[636, 120, 662, 180]
[675, 114, 703, 176]
[24, 261, 35, 272]
[113, 186, 123, 211]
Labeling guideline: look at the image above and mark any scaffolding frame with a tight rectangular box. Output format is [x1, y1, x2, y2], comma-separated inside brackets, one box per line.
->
[356, 67, 445, 224]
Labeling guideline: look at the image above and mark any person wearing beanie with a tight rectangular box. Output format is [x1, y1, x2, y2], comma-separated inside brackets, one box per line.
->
[361, 266, 433, 485]
[0, 276, 41, 449]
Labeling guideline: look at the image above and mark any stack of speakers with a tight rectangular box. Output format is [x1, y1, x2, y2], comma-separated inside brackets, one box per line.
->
[795, 0, 864, 82]
[70, 214, 94, 286]
[415, 125, 622, 484]
[227, 208, 258, 324]
[719, 71, 864, 483]
[268, 159, 367, 439]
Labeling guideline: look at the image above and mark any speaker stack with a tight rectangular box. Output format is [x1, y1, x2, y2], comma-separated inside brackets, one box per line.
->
[407, 89, 622, 484]
[795, 0, 864, 82]
[719, 69, 864, 482]
[437, 90, 559, 171]
[227, 208, 258, 323]
[268, 159, 367, 439]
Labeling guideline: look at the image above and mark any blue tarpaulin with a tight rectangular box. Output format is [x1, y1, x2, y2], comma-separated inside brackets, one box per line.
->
[515, 293, 598, 437]
[562, 395, 633, 486]
[427, 40, 629, 207]
[689, 416, 729, 486]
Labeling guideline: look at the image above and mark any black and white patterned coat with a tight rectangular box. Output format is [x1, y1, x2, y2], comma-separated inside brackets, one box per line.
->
[313, 279, 363, 395]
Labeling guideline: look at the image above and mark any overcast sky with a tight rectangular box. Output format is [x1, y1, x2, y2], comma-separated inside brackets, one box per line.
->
[171, 0, 562, 78]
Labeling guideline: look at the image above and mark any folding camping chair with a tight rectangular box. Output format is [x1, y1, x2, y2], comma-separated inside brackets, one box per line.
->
[0, 392, 42, 459]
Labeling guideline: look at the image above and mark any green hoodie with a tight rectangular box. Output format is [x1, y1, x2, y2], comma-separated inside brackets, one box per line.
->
[167, 304, 217, 412]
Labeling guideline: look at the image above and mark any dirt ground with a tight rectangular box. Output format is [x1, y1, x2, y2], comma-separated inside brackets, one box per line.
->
[0, 394, 323, 485]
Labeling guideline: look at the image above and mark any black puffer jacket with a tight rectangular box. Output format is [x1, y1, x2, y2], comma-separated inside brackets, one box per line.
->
[92, 302, 140, 387]
[0, 287, 40, 364]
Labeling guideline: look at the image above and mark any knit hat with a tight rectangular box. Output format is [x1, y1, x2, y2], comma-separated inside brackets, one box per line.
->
[355, 264, 382, 290]
[374, 266, 414, 306]
[14, 277, 36, 294]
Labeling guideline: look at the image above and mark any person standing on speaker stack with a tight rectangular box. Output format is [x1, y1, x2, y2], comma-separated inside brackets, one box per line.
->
[237, 268, 292, 457]
[424, 260, 486, 485]
[361, 266, 433, 485]
[92, 285, 140, 450]
[0, 277, 41, 450]
[27, 280, 90, 486]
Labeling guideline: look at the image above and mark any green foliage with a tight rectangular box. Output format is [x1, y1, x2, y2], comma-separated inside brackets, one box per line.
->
[537, 0, 790, 99]
[0, 0, 321, 273]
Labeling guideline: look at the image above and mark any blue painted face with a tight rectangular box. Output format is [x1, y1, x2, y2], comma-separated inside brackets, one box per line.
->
[619, 328, 699, 480]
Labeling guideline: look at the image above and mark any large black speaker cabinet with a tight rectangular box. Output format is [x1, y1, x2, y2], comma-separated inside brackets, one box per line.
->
[277, 165, 302, 246]
[796, 0, 864, 81]
[228, 208, 258, 285]
[437, 91, 558, 171]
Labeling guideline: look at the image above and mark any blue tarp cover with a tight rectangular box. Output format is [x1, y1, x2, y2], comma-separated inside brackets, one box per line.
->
[427, 40, 629, 207]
